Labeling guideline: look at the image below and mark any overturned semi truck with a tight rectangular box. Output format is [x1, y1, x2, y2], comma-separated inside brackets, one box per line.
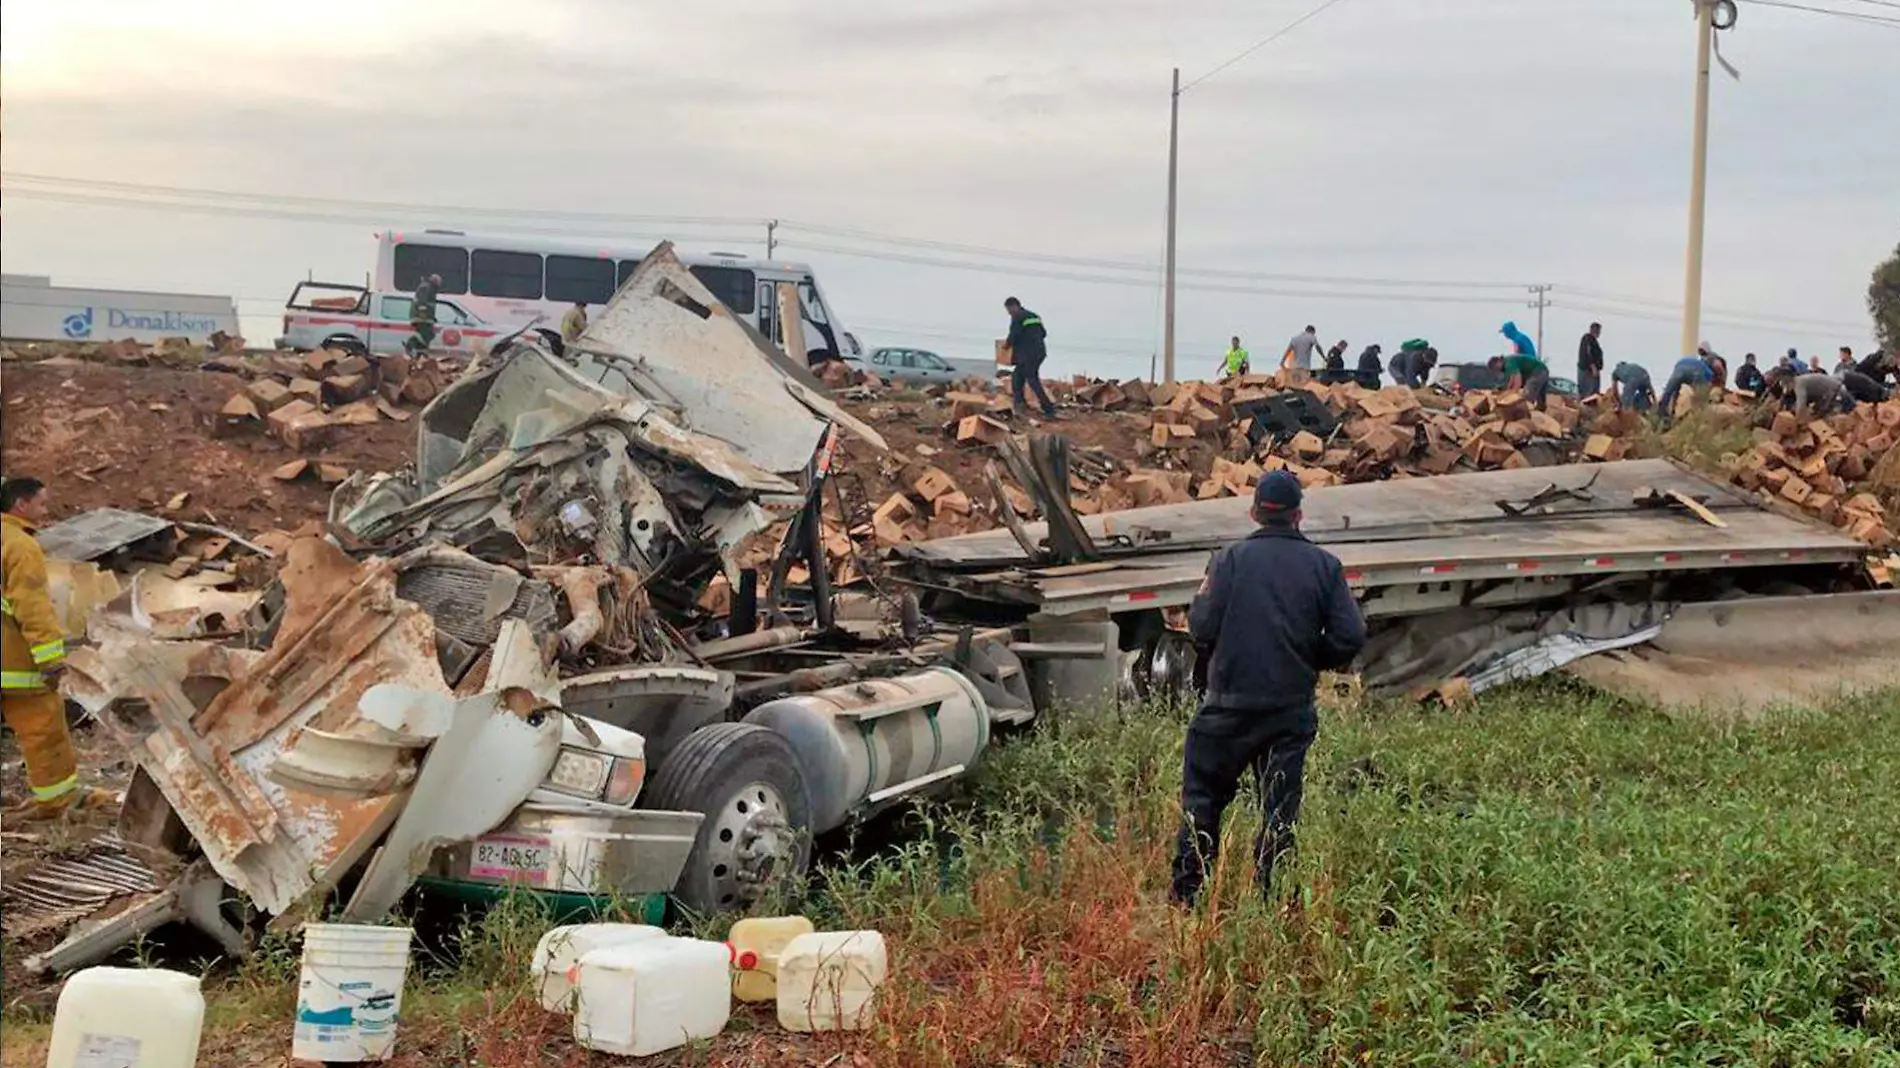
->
[24, 245, 1030, 972]
[24, 245, 1900, 974]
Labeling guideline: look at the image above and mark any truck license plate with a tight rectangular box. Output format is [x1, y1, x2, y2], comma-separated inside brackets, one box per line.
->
[470, 834, 551, 885]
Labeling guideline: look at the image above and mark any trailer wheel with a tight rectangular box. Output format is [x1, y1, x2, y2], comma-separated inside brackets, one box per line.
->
[645, 723, 812, 916]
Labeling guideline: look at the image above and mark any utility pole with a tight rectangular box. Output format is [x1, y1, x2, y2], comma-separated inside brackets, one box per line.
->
[1163, 67, 1180, 385]
[766, 219, 779, 259]
[1527, 284, 1553, 358]
[1681, 0, 1715, 360]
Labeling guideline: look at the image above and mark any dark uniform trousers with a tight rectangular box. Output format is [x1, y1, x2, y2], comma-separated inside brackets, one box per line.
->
[1170, 706, 1315, 905]
[406, 320, 436, 356]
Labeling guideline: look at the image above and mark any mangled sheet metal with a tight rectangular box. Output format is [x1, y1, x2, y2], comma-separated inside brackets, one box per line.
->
[36, 507, 175, 563]
[335, 343, 788, 594]
[1360, 601, 1672, 698]
[1566, 590, 1900, 716]
[341, 619, 563, 922]
[61, 538, 561, 925]
[569, 241, 885, 476]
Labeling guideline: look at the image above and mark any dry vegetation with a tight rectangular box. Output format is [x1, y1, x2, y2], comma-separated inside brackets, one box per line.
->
[6, 680, 1897, 1066]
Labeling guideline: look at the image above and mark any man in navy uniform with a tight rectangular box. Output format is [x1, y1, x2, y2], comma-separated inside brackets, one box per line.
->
[1171, 470, 1366, 906]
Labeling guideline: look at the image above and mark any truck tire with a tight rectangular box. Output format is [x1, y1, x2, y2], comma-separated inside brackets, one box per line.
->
[322, 334, 370, 357]
[645, 723, 812, 916]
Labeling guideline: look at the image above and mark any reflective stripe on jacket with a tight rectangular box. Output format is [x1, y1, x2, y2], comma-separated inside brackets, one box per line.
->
[2, 513, 65, 691]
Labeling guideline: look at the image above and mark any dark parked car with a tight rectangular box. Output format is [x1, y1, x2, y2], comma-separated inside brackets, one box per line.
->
[1432, 362, 1576, 397]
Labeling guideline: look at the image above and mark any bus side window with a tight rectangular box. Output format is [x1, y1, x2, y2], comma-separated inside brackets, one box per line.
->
[393, 244, 469, 293]
[688, 266, 756, 314]
[470, 249, 544, 300]
[546, 255, 615, 305]
[617, 259, 643, 289]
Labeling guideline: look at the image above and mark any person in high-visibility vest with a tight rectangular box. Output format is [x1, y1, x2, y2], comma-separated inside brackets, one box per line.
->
[2, 477, 109, 819]
[1217, 336, 1250, 379]
[561, 301, 589, 345]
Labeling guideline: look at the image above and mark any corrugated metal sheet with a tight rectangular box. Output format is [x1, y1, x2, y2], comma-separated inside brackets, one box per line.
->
[35, 508, 174, 562]
[0, 838, 162, 940]
[395, 555, 558, 651]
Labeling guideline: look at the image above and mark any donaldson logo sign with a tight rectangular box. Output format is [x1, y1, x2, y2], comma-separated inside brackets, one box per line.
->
[59, 305, 224, 339]
[61, 307, 94, 339]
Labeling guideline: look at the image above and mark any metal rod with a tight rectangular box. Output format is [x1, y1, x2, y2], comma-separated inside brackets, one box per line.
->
[1682, 0, 1715, 360]
[687, 624, 807, 662]
[1163, 67, 1180, 386]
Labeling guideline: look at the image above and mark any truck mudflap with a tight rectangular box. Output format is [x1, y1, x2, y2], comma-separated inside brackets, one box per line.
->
[427, 805, 703, 897]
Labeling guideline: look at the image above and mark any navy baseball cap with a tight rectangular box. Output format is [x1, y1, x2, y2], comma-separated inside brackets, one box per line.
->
[1254, 470, 1303, 513]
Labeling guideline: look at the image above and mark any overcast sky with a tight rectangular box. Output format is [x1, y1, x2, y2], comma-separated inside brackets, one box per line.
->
[3, 0, 1895, 381]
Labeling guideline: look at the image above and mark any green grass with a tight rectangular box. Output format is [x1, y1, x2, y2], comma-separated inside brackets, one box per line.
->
[805, 680, 1900, 1066]
[6, 680, 1896, 1067]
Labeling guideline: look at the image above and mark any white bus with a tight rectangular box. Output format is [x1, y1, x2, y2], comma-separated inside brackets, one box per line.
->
[372, 228, 862, 363]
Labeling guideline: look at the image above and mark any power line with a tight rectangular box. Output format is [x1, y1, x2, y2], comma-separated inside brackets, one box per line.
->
[854, 316, 1168, 352]
[1550, 299, 1867, 336]
[1179, 0, 1355, 93]
[1, 171, 765, 229]
[1733, 0, 1900, 26]
[781, 224, 1525, 288]
[8, 171, 1531, 291]
[7, 174, 1863, 330]
[778, 239, 1523, 305]
[1, 187, 765, 249]
[1559, 286, 1867, 331]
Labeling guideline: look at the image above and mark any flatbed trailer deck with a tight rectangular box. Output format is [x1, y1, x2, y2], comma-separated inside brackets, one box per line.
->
[898, 460, 1869, 620]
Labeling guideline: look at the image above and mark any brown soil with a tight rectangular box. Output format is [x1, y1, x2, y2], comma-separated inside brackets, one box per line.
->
[0, 364, 1160, 547]
[2, 363, 415, 536]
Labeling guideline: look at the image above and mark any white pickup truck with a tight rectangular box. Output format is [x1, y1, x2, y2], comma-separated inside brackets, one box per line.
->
[276, 280, 503, 357]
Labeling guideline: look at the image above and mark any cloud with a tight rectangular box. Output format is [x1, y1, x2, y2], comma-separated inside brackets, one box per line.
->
[2, 0, 1894, 380]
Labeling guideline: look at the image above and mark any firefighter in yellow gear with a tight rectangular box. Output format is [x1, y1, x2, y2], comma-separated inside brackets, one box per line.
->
[3, 477, 104, 819]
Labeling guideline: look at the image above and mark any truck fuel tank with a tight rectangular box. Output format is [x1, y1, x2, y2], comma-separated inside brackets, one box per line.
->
[743, 667, 989, 835]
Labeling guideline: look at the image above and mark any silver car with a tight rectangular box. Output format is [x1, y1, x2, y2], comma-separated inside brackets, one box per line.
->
[857, 346, 963, 386]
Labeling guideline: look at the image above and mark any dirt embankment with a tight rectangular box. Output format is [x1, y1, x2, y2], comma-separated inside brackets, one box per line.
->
[2, 364, 414, 535]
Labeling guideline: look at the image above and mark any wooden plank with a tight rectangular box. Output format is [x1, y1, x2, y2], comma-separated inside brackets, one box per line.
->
[776, 282, 808, 366]
[1665, 489, 1728, 529]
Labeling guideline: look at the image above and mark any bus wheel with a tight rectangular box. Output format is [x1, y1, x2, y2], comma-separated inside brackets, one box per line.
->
[645, 723, 812, 916]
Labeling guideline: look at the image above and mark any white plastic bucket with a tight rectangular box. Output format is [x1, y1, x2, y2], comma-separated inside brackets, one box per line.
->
[292, 923, 415, 1063]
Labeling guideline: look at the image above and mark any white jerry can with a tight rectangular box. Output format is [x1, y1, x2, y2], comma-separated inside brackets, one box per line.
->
[776, 930, 888, 1033]
[46, 966, 205, 1068]
[571, 937, 732, 1056]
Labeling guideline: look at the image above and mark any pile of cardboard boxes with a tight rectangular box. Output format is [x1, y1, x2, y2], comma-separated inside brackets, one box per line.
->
[1729, 402, 1899, 546]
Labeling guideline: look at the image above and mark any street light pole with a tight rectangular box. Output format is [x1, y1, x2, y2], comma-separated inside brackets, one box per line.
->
[1681, 0, 1715, 359]
[1163, 67, 1180, 385]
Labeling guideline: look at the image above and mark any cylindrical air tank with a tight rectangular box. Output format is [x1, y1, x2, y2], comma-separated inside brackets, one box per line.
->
[743, 667, 989, 834]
